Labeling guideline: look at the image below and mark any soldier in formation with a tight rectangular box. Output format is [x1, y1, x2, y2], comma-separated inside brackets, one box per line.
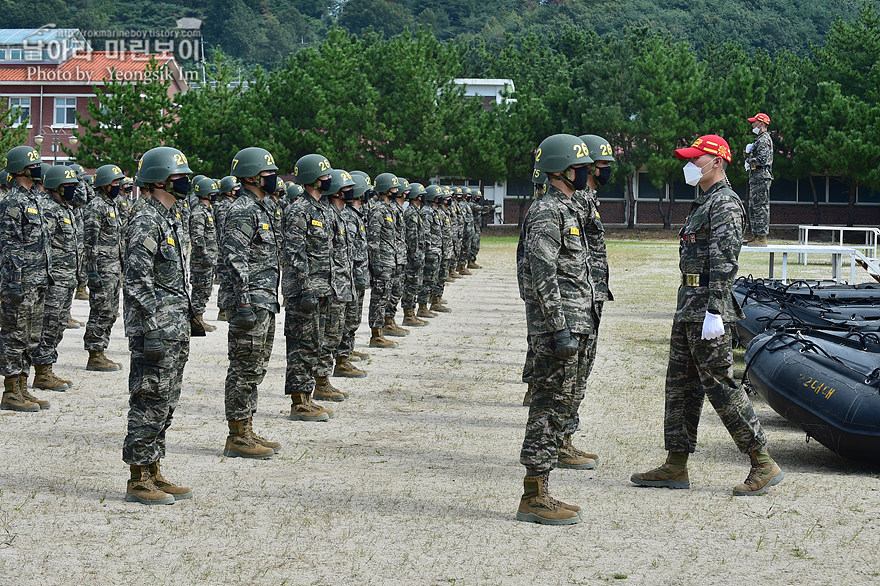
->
[744, 112, 774, 246]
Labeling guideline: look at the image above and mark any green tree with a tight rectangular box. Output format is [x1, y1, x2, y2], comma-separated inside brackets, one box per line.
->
[70, 57, 175, 175]
[0, 102, 30, 158]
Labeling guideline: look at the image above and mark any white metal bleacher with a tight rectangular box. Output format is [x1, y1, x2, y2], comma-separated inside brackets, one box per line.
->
[797, 225, 880, 265]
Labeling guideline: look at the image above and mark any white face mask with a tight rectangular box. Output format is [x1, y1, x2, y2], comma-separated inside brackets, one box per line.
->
[683, 158, 715, 186]
[752, 126, 761, 135]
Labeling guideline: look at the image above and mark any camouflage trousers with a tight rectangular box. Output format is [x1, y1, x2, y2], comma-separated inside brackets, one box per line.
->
[521, 335, 535, 384]
[386, 263, 405, 318]
[225, 308, 275, 421]
[190, 264, 215, 315]
[33, 283, 75, 365]
[664, 322, 766, 454]
[434, 257, 451, 298]
[84, 271, 120, 351]
[459, 228, 474, 265]
[317, 300, 346, 377]
[402, 261, 424, 310]
[284, 296, 327, 395]
[419, 254, 441, 304]
[369, 270, 392, 329]
[338, 288, 366, 359]
[748, 177, 771, 237]
[122, 337, 189, 466]
[520, 331, 591, 473]
[470, 228, 482, 261]
[0, 286, 46, 377]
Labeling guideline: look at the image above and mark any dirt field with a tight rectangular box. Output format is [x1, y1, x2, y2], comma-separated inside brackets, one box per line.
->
[1, 236, 878, 585]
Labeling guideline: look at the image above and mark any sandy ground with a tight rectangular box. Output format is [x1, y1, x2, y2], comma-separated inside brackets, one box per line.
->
[0, 236, 878, 585]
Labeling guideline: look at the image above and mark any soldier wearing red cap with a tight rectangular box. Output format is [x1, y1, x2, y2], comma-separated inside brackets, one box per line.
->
[630, 134, 784, 497]
[744, 113, 773, 246]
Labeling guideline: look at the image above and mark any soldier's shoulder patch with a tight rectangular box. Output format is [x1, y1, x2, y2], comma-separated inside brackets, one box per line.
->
[109, 212, 116, 218]
[238, 223, 254, 238]
[62, 217, 72, 224]
[26, 207, 38, 215]
[143, 236, 157, 254]
[311, 219, 323, 227]
[8, 207, 19, 219]
[294, 216, 306, 231]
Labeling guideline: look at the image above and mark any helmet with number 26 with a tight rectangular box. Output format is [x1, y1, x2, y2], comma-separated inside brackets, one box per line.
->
[579, 134, 615, 163]
[533, 134, 593, 173]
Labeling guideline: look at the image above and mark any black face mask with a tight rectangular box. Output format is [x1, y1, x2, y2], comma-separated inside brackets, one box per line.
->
[123, 187, 133, 195]
[61, 183, 77, 202]
[571, 166, 590, 190]
[318, 177, 332, 192]
[261, 173, 278, 194]
[596, 165, 612, 186]
[170, 176, 190, 199]
[29, 166, 42, 181]
[341, 188, 354, 202]
[108, 184, 120, 198]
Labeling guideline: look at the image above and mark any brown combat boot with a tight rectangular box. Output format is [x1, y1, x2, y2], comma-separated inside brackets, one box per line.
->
[457, 263, 472, 276]
[350, 349, 370, 362]
[382, 316, 409, 337]
[33, 364, 72, 391]
[522, 383, 533, 406]
[467, 260, 482, 269]
[248, 419, 282, 454]
[314, 375, 347, 401]
[448, 267, 461, 279]
[217, 308, 228, 321]
[126, 465, 175, 505]
[19, 375, 50, 410]
[195, 313, 217, 333]
[224, 419, 275, 459]
[430, 296, 451, 313]
[417, 303, 437, 319]
[369, 327, 398, 348]
[87, 350, 122, 372]
[733, 450, 784, 496]
[516, 472, 580, 525]
[402, 308, 428, 327]
[289, 392, 332, 422]
[751, 235, 768, 247]
[334, 356, 367, 378]
[148, 461, 192, 500]
[66, 315, 82, 329]
[557, 434, 598, 470]
[1, 375, 40, 412]
[630, 451, 690, 489]
[74, 285, 89, 300]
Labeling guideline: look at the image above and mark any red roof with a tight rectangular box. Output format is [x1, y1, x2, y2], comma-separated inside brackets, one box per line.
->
[0, 51, 178, 82]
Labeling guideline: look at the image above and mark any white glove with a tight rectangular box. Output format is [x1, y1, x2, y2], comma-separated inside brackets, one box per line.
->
[701, 311, 725, 340]
[745, 143, 754, 154]
[744, 162, 751, 171]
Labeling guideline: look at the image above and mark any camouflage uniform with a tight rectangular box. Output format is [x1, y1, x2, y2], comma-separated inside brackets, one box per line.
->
[469, 200, 489, 262]
[213, 196, 233, 312]
[436, 204, 454, 297]
[746, 130, 773, 237]
[448, 200, 461, 268]
[320, 204, 354, 374]
[0, 182, 51, 376]
[339, 204, 369, 358]
[189, 198, 218, 315]
[174, 199, 192, 249]
[82, 191, 123, 352]
[402, 202, 426, 311]
[459, 199, 474, 267]
[517, 185, 595, 473]
[221, 188, 280, 421]
[666, 179, 766, 454]
[367, 200, 397, 329]
[419, 202, 443, 306]
[282, 192, 333, 395]
[386, 200, 406, 319]
[122, 196, 192, 466]
[33, 193, 79, 366]
[73, 180, 93, 289]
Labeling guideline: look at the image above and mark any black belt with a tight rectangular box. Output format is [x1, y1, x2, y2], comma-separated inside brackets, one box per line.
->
[681, 273, 709, 287]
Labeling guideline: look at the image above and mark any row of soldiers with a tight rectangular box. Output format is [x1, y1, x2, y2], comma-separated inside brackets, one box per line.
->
[0, 143, 494, 505]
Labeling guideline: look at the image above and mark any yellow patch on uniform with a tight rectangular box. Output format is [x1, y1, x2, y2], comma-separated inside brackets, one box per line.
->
[109, 213, 116, 218]
[445, 218, 450, 223]
[208, 218, 214, 222]
[62, 218, 72, 224]
[360, 226, 365, 232]
[26, 207, 38, 214]
[595, 211, 600, 219]
[167, 237, 175, 246]
[311, 220, 323, 227]
[261, 223, 269, 230]
[176, 213, 181, 219]
[570, 227, 580, 236]
[385, 216, 393, 222]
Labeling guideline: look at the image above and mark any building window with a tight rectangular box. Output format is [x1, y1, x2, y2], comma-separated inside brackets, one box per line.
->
[55, 97, 77, 126]
[9, 97, 31, 126]
[11, 49, 23, 60]
[0, 49, 6, 60]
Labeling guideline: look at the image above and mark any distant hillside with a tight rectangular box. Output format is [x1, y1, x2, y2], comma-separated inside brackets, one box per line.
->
[6, 0, 874, 69]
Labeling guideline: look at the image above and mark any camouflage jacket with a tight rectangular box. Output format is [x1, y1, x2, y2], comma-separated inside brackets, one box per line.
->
[269, 197, 283, 240]
[574, 188, 612, 302]
[114, 193, 133, 229]
[367, 200, 398, 273]
[0, 182, 51, 287]
[189, 199, 218, 270]
[422, 204, 443, 259]
[439, 206, 454, 260]
[213, 198, 232, 240]
[403, 203, 426, 266]
[461, 201, 475, 235]
[675, 178, 746, 323]
[122, 196, 192, 340]
[517, 185, 594, 336]
[172, 199, 191, 249]
[74, 180, 94, 207]
[83, 191, 123, 278]
[328, 204, 354, 303]
[282, 193, 334, 299]
[43, 193, 80, 287]
[341, 204, 369, 290]
[220, 187, 280, 312]
[392, 201, 406, 266]
[747, 130, 774, 180]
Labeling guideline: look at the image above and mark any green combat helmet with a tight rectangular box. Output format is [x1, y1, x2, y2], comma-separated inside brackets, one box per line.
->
[286, 183, 304, 201]
[70, 163, 86, 179]
[192, 174, 206, 186]
[579, 134, 615, 162]
[406, 182, 426, 200]
[219, 175, 240, 194]
[532, 168, 548, 185]
[534, 133, 593, 173]
[194, 177, 220, 199]
[350, 174, 371, 200]
[38, 162, 52, 182]
[231, 147, 278, 190]
[373, 172, 402, 194]
[84, 174, 94, 185]
[293, 153, 331, 185]
[322, 168, 355, 196]
[94, 164, 125, 187]
[425, 185, 445, 203]
[398, 178, 411, 194]
[349, 170, 371, 186]
[276, 176, 286, 194]
[136, 147, 193, 198]
[4, 145, 42, 174]
[43, 164, 79, 191]
[0, 169, 11, 188]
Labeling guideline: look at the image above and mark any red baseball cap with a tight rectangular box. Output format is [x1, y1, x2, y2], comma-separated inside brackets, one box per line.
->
[674, 135, 732, 163]
[748, 112, 771, 125]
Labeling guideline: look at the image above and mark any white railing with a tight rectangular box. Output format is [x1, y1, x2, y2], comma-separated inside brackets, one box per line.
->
[797, 225, 880, 264]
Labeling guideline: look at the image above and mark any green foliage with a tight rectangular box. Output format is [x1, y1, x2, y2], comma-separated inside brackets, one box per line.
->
[0, 103, 30, 159]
